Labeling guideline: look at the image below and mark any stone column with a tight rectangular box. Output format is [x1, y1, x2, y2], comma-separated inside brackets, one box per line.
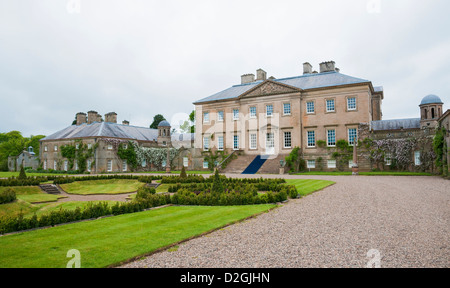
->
[352, 143, 359, 176]
[166, 147, 171, 174]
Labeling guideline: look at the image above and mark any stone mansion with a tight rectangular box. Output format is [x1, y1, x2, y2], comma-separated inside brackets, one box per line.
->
[36, 60, 448, 174]
[194, 61, 384, 172]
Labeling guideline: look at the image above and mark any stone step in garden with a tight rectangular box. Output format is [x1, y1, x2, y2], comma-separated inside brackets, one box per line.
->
[39, 184, 61, 194]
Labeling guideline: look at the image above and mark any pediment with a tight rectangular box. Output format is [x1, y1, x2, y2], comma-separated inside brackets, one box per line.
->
[240, 80, 301, 98]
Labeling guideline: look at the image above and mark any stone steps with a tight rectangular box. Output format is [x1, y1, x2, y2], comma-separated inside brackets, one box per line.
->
[39, 184, 62, 195]
[221, 155, 257, 174]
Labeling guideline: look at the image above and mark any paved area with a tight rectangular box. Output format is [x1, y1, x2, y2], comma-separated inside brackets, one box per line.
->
[122, 175, 449, 268]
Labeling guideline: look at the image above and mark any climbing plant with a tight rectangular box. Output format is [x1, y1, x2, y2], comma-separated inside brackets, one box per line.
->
[433, 126, 448, 175]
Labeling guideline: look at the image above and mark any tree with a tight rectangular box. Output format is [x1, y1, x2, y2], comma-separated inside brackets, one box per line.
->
[211, 169, 224, 195]
[150, 114, 166, 129]
[18, 165, 27, 180]
[180, 165, 187, 178]
[189, 110, 195, 133]
[0, 131, 46, 171]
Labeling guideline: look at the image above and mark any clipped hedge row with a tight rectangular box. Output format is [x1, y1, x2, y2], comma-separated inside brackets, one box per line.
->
[0, 194, 171, 235]
[52, 175, 162, 184]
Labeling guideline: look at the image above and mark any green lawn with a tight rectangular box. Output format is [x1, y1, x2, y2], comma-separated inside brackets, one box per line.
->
[138, 171, 212, 175]
[0, 172, 78, 178]
[285, 179, 335, 197]
[60, 179, 145, 195]
[0, 205, 276, 268]
[0, 186, 66, 204]
[291, 171, 433, 176]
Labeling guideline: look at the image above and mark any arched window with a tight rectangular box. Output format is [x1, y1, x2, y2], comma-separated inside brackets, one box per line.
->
[424, 109, 428, 119]
[431, 108, 435, 119]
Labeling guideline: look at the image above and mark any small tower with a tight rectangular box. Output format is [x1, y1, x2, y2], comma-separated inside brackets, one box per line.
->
[157, 120, 171, 146]
[420, 94, 444, 129]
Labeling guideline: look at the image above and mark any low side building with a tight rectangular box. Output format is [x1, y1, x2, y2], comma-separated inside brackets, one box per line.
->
[40, 111, 194, 173]
[8, 146, 40, 171]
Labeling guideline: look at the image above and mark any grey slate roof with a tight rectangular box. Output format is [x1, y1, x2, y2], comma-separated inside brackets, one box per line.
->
[371, 118, 421, 131]
[42, 122, 159, 142]
[194, 71, 371, 104]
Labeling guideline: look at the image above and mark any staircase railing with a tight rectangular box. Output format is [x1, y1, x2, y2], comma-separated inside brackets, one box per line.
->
[216, 150, 238, 170]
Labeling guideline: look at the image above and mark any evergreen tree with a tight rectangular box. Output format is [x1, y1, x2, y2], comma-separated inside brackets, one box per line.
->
[211, 169, 224, 195]
[180, 165, 187, 178]
[18, 165, 27, 180]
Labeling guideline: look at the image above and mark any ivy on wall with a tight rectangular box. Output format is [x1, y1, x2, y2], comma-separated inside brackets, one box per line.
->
[60, 141, 98, 173]
[117, 141, 180, 171]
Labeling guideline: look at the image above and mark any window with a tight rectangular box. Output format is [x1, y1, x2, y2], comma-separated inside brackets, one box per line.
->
[347, 97, 357, 111]
[385, 153, 392, 166]
[306, 101, 315, 114]
[142, 159, 147, 167]
[217, 111, 224, 121]
[122, 160, 127, 172]
[327, 129, 336, 147]
[266, 105, 273, 117]
[87, 160, 91, 172]
[415, 151, 421, 166]
[233, 109, 239, 120]
[43, 160, 47, 170]
[203, 161, 209, 169]
[183, 157, 189, 167]
[203, 112, 210, 123]
[107, 144, 113, 150]
[162, 160, 166, 167]
[218, 136, 224, 151]
[54, 160, 57, 170]
[250, 134, 257, 150]
[326, 99, 335, 112]
[64, 160, 68, 171]
[284, 132, 292, 148]
[233, 135, 239, 150]
[283, 103, 291, 115]
[123, 144, 128, 149]
[307, 131, 316, 147]
[307, 160, 316, 169]
[44, 146, 48, 152]
[327, 160, 336, 169]
[348, 128, 357, 146]
[54, 145, 58, 152]
[249, 107, 257, 118]
[88, 143, 92, 149]
[107, 160, 112, 172]
[203, 136, 210, 151]
[75, 143, 79, 150]
[349, 160, 354, 168]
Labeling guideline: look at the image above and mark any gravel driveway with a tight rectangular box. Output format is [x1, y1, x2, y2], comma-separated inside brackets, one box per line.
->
[121, 175, 449, 268]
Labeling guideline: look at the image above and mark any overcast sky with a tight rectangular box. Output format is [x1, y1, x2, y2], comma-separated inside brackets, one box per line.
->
[1, 0, 449, 137]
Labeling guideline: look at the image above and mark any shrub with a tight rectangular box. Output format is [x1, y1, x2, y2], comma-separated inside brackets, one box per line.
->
[18, 166, 27, 180]
[180, 166, 187, 178]
[0, 188, 16, 204]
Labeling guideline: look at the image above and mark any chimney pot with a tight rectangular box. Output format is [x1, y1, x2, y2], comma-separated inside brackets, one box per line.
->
[256, 69, 267, 81]
[303, 62, 313, 75]
[122, 120, 130, 126]
[105, 112, 118, 124]
[76, 112, 87, 126]
[87, 111, 99, 124]
[241, 73, 255, 84]
[319, 61, 336, 73]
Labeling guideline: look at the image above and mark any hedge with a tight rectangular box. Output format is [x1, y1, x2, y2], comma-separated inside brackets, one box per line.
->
[0, 188, 16, 204]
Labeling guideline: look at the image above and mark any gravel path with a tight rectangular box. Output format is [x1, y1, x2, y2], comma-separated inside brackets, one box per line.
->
[121, 175, 449, 268]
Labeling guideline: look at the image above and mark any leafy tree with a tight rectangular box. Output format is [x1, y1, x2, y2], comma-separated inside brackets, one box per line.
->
[0, 131, 45, 171]
[189, 110, 195, 133]
[150, 114, 166, 129]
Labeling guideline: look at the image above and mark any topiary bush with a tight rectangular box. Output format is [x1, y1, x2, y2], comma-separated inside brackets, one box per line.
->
[0, 188, 16, 204]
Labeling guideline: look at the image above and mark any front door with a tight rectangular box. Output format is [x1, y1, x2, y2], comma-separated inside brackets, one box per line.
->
[266, 133, 275, 155]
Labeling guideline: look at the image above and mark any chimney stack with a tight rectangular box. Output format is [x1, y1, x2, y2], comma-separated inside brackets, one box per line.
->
[76, 112, 87, 126]
[105, 112, 117, 123]
[303, 62, 313, 75]
[122, 120, 130, 126]
[319, 61, 336, 73]
[241, 73, 255, 84]
[256, 69, 267, 81]
[87, 111, 99, 124]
